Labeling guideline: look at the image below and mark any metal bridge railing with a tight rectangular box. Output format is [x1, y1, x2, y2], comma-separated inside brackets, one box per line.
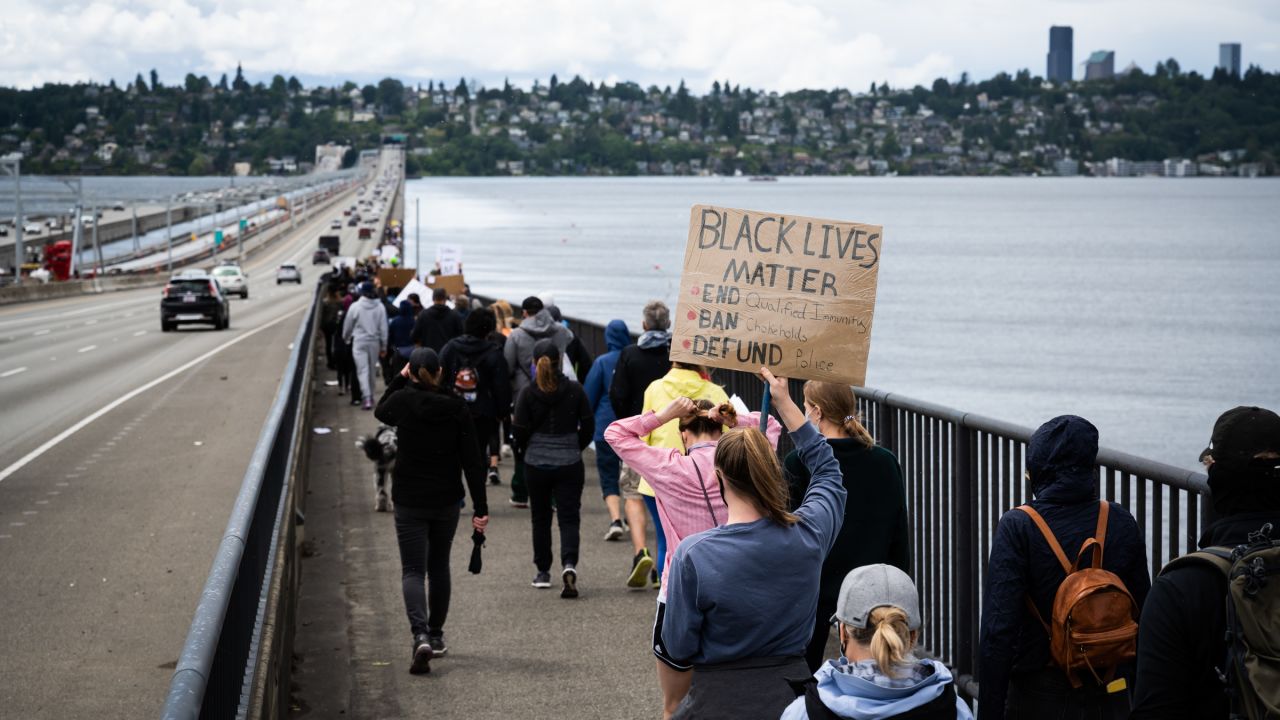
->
[556, 309, 1211, 699]
[162, 285, 320, 719]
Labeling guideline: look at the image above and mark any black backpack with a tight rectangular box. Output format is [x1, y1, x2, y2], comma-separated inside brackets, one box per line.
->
[786, 676, 958, 719]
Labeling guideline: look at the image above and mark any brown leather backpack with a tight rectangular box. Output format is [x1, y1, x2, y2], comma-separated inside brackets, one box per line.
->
[1018, 501, 1139, 687]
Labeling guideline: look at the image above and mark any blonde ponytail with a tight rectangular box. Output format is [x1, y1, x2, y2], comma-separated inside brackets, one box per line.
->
[850, 606, 914, 677]
[804, 380, 874, 449]
[535, 355, 558, 393]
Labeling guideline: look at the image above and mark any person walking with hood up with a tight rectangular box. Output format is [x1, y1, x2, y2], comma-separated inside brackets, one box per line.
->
[979, 415, 1150, 719]
[505, 296, 574, 507]
[342, 281, 388, 410]
[385, 299, 416, 380]
[781, 564, 973, 720]
[440, 308, 511, 486]
[512, 339, 593, 598]
[583, 319, 633, 540]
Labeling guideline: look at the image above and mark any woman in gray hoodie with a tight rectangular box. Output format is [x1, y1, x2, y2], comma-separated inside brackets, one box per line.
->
[342, 282, 388, 410]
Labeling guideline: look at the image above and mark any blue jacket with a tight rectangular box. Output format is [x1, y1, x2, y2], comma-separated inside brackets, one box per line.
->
[582, 319, 631, 441]
[978, 415, 1151, 718]
[781, 656, 974, 720]
[387, 300, 416, 353]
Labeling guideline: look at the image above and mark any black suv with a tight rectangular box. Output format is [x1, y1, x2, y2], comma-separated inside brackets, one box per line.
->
[161, 271, 231, 331]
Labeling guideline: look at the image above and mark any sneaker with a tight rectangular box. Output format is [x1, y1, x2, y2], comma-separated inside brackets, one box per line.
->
[350, 398, 362, 406]
[532, 571, 552, 588]
[509, 498, 529, 509]
[409, 634, 432, 675]
[651, 569, 662, 590]
[487, 468, 501, 486]
[627, 549, 654, 589]
[362, 399, 373, 411]
[603, 520, 625, 542]
[427, 631, 448, 657]
[561, 565, 579, 598]
[374, 489, 389, 513]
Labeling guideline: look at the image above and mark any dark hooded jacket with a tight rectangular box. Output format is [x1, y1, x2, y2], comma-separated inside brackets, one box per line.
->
[387, 300, 416, 356]
[978, 415, 1151, 719]
[410, 303, 464, 352]
[583, 320, 632, 442]
[512, 372, 593, 468]
[1130, 447, 1280, 720]
[438, 333, 510, 420]
[503, 308, 574, 396]
[373, 375, 487, 515]
[609, 329, 671, 419]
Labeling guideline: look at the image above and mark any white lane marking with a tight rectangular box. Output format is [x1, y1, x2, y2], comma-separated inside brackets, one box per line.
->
[35, 500, 48, 505]
[0, 306, 306, 484]
[133, 330, 147, 337]
[33, 329, 49, 336]
[1, 367, 27, 378]
[9, 522, 24, 527]
[85, 320, 98, 326]
[21, 511, 36, 515]
[78, 345, 97, 353]
[0, 296, 153, 330]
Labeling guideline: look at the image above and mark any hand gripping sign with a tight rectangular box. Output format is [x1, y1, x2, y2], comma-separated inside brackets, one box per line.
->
[670, 204, 883, 386]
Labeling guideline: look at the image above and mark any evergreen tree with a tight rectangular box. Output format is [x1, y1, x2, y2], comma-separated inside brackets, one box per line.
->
[218, 73, 229, 91]
[150, 68, 159, 91]
[135, 73, 147, 93]
[455, 77, 469, 101]
[233, 63, 249, 92]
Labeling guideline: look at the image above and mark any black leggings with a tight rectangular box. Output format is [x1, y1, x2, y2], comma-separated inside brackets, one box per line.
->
[394, 504, 460, 637]
[526, 461, 584, 572]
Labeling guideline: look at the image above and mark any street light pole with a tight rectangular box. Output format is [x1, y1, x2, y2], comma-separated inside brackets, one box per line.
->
[165, 199, 173, 273]
[415, 196, 420, 274]
[2, 154, 23, 286]
[91, 204, 103, 275]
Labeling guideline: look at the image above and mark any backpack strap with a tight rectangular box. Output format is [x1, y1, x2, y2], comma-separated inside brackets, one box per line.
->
[1160, 547, 1234, 578]
[893, 680, 958, 719]
[1018, 505, 1072, 574]
[1073, 501, 1110, 571]
[785, 677, 842, 720]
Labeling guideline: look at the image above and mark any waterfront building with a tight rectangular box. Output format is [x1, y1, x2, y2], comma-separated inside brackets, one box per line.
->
[1084, 51, 1115, 81]
[1163, 158, 1197, 177]
[1104, 158, 1132, 177]
[1219, 43, 1242, 78]
[1054, 158, 1080, 176]
[1047, 26, 1074, 83]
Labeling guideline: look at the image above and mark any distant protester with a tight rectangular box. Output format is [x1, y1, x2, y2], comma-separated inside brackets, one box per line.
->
[979, 415, 1151, 719]
[411, 287, 464, 352]
[608, 300, 674, 589]
[605, 396, 779, 719]
[780, 564, 973, 720]
[385, 300, 416, 378]
[342, 282, 388, 410]
[661, 368, 846, 719]
[373, 347, 489, 675]
[512, 339, 593, 598]
[583, 319, 633, 539]
[639, 361, 729, 590]
[504, 296, 574, 507]
[785, 381, 910, 673]
[440, 309, 510, 486]
[1131, 406, 1280, 720]
[546, 304, 594, 379]
[320, 287, 342, 369]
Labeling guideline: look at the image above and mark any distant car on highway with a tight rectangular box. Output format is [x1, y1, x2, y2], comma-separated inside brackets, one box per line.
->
[276, 263, 302, 284]
[0, 224, 8, 236]
[161, 271, 231, 331]
[211, 264, 249, 299]
[330, 219, 342, 230]
[347, 217, 358, 227]
[23, 221, 43, 234]
[312, 248, 331, 265]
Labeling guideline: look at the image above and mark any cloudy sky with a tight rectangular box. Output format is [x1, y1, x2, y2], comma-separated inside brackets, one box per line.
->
[2, 0, 1276, 92]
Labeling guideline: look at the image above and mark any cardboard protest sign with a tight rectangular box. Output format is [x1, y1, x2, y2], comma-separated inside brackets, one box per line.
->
[425, 273, 466, 296]
[377, 268, 417, 290]
[393, 278, 431, 306]
[436, 245, 462, 275]
[670, 204, 883, 386]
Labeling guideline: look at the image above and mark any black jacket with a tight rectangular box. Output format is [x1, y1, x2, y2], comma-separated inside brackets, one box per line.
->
[565, 335, 594, 380]
[978, 421, 1151, 719]
[512, 377, 593, 453]
[608, 341, 671, 419]
[784, 440, 910, 606]
[1130, 510, 1280, 720]
[410, 303, 464, 352]
[373, 376, 488, 515]
[439, 334, 511, 420]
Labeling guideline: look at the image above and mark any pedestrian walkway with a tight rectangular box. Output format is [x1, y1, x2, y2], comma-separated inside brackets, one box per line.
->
[293, 373, 663, 719]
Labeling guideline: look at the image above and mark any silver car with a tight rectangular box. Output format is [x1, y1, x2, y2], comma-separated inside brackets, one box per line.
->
[276, 263, 302, 284]
[211, 264, 249, 299]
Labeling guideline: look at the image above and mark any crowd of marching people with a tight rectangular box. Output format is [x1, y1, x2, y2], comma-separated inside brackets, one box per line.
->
[318, 265, 1279, 719]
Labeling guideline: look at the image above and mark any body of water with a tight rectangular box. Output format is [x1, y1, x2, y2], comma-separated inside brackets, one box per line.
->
[404, 177, 1280, 469]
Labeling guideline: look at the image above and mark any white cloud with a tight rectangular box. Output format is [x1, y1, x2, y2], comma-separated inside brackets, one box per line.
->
[0, 0, 1276, 91]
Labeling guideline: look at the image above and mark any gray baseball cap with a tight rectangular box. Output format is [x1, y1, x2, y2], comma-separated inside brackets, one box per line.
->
[830, 564, 921, 631]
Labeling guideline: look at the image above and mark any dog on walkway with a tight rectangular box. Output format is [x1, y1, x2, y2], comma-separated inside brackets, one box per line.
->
[357, 425, 397, 512]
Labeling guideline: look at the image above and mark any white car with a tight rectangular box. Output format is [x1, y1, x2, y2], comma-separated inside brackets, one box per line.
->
[330, 219, 342, 230]
[276, 263, 302, 284]
[22, 222, 42, 234]
[211, 264, 249, 299]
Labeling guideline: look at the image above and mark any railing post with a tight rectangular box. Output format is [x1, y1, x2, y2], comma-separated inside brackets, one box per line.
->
[953, 423, 979, 693]
[877, 398, 895, 452]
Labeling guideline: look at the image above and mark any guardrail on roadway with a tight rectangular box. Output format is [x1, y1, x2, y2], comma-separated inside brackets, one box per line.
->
[552, 307, 1212, 701]
[161, 284, 319, 720]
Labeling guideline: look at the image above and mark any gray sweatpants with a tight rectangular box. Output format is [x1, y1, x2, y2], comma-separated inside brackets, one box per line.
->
[353, 339, 381, 402]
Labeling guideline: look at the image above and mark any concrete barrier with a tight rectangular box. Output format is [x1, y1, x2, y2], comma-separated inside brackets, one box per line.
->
[0, 273, 167, 306]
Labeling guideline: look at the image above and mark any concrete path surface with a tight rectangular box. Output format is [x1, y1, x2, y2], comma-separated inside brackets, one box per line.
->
[294, 374, 665, 719]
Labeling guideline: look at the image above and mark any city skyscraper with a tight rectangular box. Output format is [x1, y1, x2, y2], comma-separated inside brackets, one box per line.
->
[1219, 43, 1242, 77]
[1085, 50, 1115, 81]
[1047, 26, 1073, 83]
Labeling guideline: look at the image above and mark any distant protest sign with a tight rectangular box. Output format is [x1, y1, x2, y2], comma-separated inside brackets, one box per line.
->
[394, 278, 431, 306]
[377, 268, 417, 290]
[670, 204, 883, 386]
[425, 273, 466, 296]
[436, 245, 462, 275]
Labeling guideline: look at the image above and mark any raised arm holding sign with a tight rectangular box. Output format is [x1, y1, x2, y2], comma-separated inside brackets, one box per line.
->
[670, 204, 883, 388]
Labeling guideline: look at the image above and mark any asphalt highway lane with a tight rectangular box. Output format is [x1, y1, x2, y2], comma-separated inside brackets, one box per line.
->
[0, 174, 390, 717]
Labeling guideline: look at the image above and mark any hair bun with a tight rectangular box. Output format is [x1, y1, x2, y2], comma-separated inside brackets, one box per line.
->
[718, 402, 739, 427]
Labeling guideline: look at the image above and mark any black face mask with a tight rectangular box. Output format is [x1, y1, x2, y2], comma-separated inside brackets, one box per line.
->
[1208, 456, 1280, 516]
